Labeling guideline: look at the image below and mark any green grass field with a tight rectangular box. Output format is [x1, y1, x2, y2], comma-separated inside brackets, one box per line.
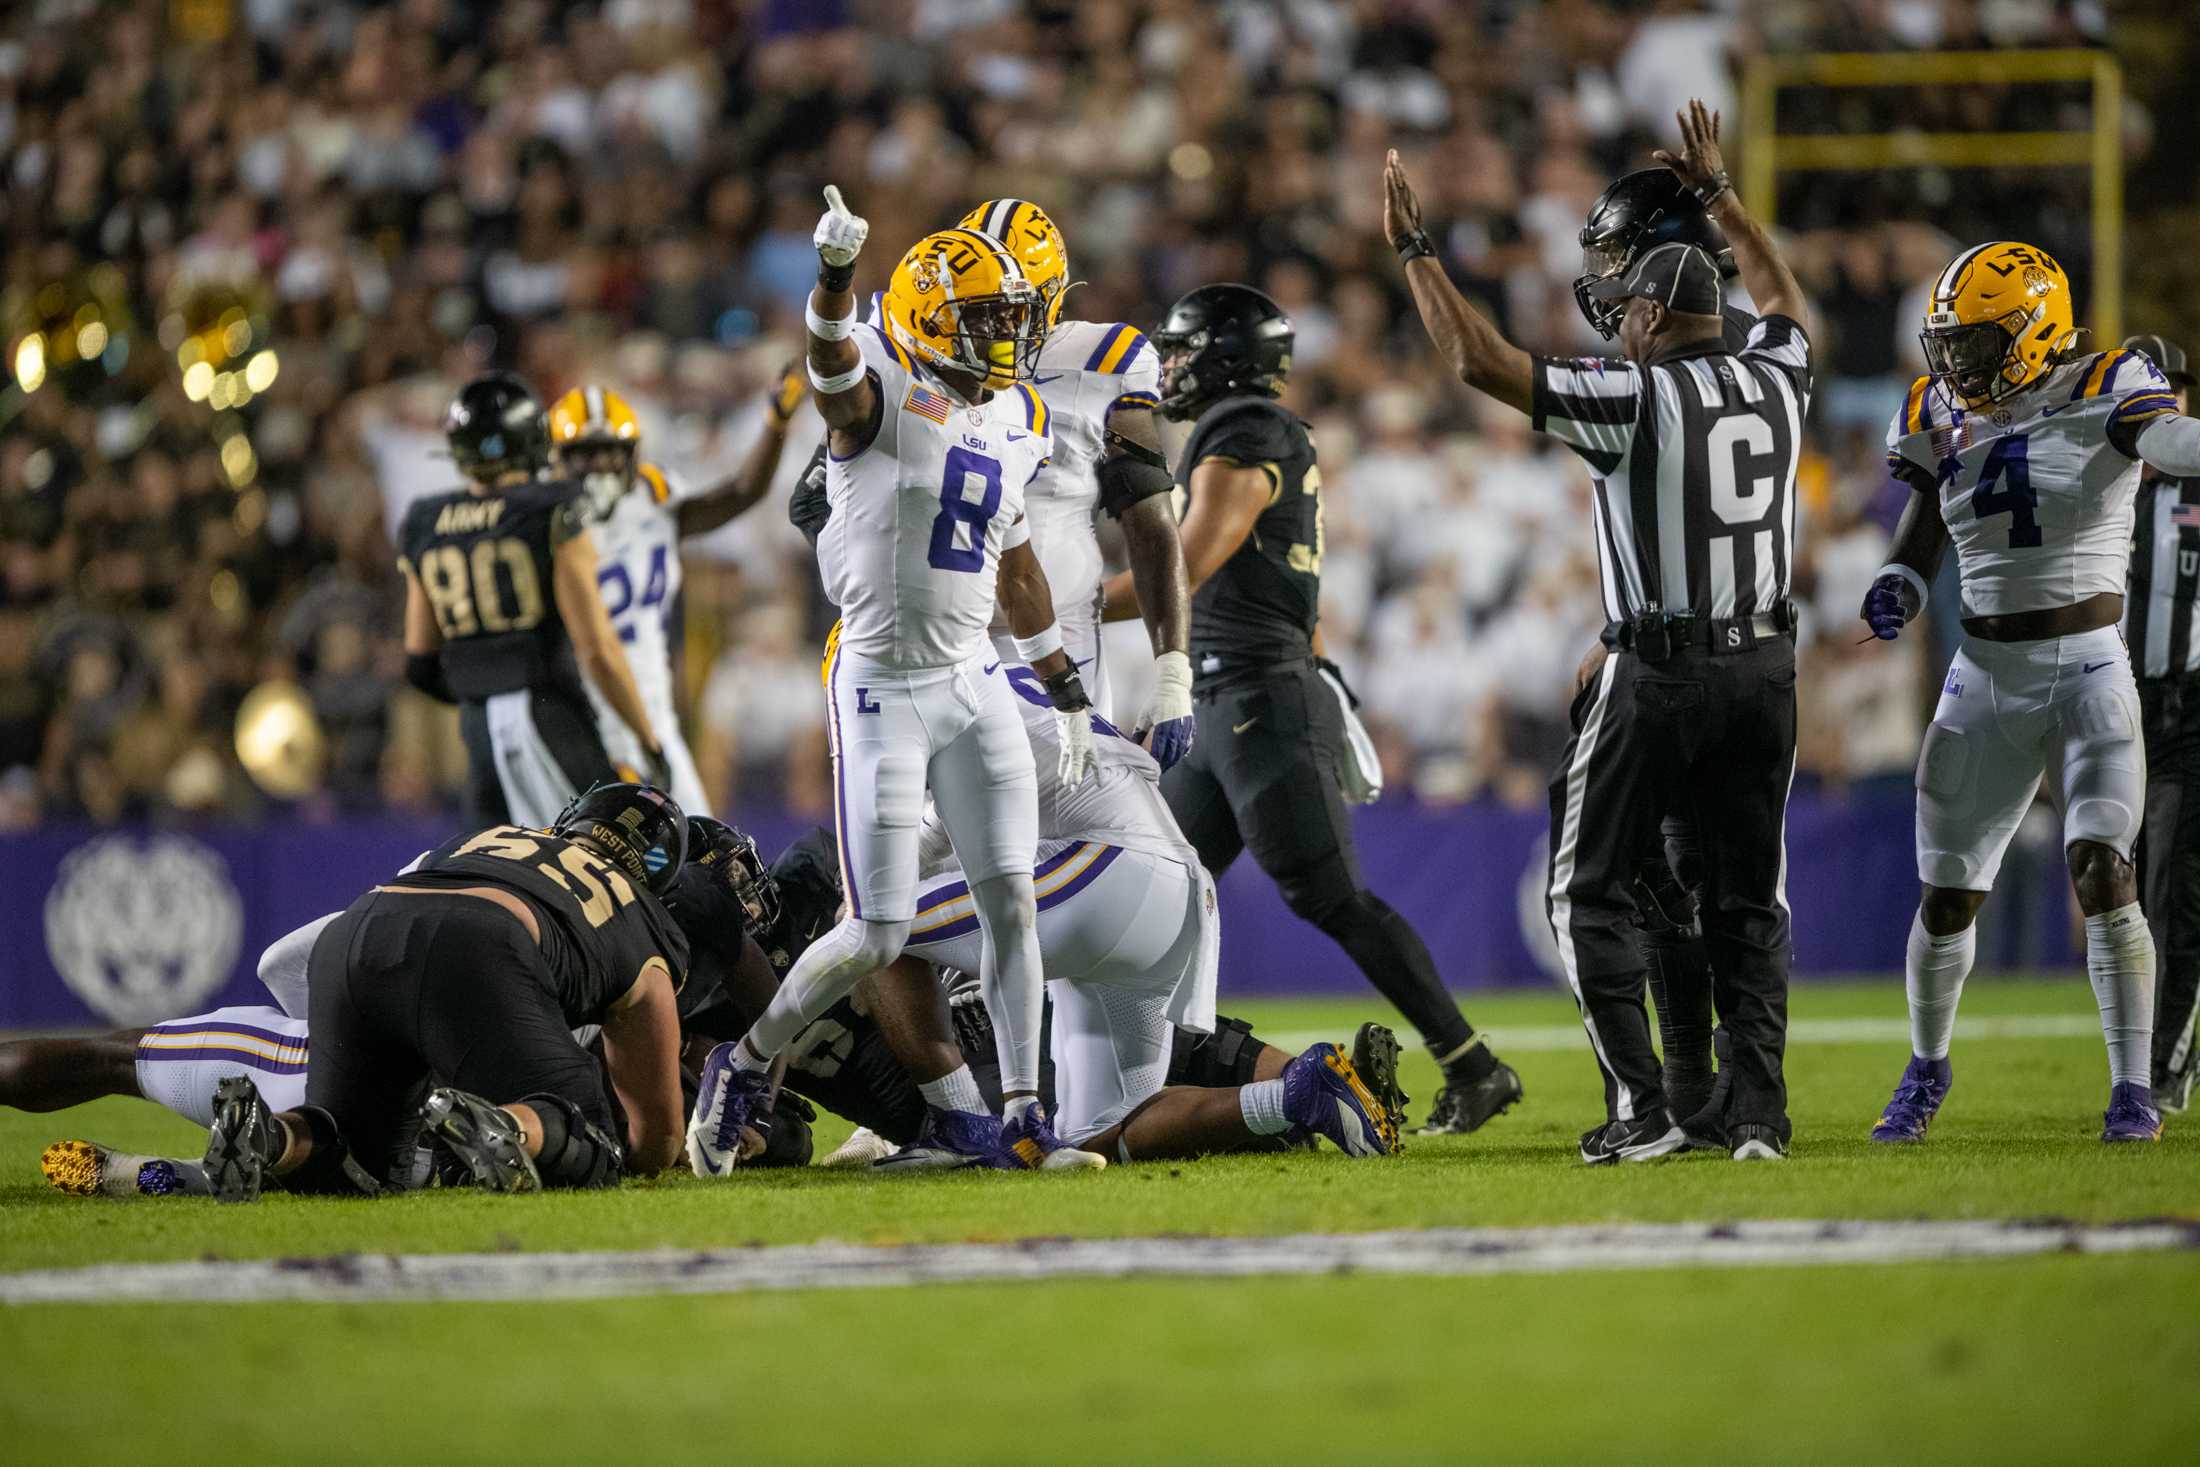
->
[3, 978, 2195, 1463]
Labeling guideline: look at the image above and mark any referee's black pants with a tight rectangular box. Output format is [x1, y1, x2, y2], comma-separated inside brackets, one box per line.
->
[2137, 677, 2200, 1096]
[1548, 638, 1796, 1137]
[1163, 662, 1476, 1057]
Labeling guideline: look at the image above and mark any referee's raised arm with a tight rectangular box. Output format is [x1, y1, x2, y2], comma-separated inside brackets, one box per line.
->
[1383, 149, 1533, 413]
[1653, 100, 1810, 337]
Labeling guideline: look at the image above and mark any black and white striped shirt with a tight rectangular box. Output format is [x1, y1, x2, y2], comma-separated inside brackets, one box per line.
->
[1531, 315, 1812, 623]
[2125, 474, 2200, 680]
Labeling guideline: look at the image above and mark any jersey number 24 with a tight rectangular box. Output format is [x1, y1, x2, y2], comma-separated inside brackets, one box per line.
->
[598, 544, 670, 641]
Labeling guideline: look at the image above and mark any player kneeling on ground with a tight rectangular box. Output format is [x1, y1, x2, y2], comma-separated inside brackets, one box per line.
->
[203, 783, 691, 1200]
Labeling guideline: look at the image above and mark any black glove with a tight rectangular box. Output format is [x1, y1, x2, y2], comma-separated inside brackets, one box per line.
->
[1314, 655, 1359, 709]
[789, 442, 831, 547]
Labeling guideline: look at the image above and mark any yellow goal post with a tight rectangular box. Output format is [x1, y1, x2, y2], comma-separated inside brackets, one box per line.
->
[1741, 49, 2124, 340]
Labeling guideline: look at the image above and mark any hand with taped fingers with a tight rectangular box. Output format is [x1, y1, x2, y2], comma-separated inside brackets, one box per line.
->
[813, 184, 869, 268]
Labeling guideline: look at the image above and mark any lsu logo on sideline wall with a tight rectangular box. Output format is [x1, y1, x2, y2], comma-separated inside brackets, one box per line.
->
[43, 833, 242, 1024]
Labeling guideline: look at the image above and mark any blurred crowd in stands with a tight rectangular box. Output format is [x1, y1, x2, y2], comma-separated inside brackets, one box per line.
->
[0, 0, 2147, 827]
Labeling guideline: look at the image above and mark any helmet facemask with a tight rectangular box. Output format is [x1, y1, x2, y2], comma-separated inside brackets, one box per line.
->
[1573, 233, 1637, 339]
[557, 437, 638, 517]
[929, 281, 1043, 391]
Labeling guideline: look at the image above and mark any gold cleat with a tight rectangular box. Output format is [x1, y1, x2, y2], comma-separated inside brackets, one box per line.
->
[41, 1139, 194, 1198]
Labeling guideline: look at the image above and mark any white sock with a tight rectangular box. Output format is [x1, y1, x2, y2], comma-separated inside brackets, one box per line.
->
[2085, 901, 2156, 1088]
[919, 1066, 986, 1114]
[1002, 1094, 1039, 1123]
[1239, 1079, 1292, 1135]
[1906, 910, 1976, 1061]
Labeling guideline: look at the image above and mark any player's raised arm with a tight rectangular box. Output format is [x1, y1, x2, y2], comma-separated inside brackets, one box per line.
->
[807, 185, 879, 451]
[1385, 149, 1533, 413]
[680, 361, 806, 537]
[1654, 100, 1810, 335]
[997, 535, 1095, 786]
[550, 502, 669, 783]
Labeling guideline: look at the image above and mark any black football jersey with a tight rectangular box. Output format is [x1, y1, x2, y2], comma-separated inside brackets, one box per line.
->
[1179, 396, 1322, 674]
[396, 477, 590, 702]
[401, 825, 690, 1023]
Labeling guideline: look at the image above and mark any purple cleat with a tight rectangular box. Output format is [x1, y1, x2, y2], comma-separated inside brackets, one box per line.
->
[2101, 1082, 2164, 1143]
[685, 1042, 776, 1177]
[1000, 1100, 1106, 1171]
[872, 1105, 1019, 1172]
[1870, 1055, 1953, 1143]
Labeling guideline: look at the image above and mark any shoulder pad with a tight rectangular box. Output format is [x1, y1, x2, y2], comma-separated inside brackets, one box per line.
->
[1898, 376, 1938, 435]
[1079, 322, 1151, 377]
[638, 462, 673, 505]
[1008, 382, 1050, 436]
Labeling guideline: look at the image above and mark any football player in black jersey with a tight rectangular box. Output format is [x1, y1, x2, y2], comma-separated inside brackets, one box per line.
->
[199, 783, 692, 1200]
[396, 373, 670, 829]
[1570, 169, 1751, 1143]
[1098, 283, 1523, 1135]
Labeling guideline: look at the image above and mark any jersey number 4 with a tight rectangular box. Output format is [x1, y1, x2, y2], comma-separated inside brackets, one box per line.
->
[598, 544, 670, 641]
[1967, 436, 2042, 548]
[927, 445, 1003, 572]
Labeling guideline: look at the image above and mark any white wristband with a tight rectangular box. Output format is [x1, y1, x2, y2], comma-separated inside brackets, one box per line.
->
[808, 360, 865, 395]
[1879, 562, 1929, 609]
[805, 301, 857, 341]
[1012, 625, 1064, 663]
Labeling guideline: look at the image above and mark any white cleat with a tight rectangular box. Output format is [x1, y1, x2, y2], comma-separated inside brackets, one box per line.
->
[819, 1127, 900, 1169]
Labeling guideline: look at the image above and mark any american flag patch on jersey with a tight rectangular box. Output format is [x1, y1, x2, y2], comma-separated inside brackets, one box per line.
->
[2170, 504, 2200, 529]
[905, 384, 953, 424]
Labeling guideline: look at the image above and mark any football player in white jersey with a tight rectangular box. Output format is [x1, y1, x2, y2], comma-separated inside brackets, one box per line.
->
[547, 369, 807, 817]
[952, 199, 1196, 764]
[687, 189, 1099, 1175]
[857, 650, 1402, 1168]
[1862, 240, 2200, 1144]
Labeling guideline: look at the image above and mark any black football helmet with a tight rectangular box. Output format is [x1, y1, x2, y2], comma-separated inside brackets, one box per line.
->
[1573, 170, 1736, 339]
[445, 372, 552, 481]
[1150, 284, 1294, 420]
[552, 781, 687, 895]
[679, 815, 782, 934]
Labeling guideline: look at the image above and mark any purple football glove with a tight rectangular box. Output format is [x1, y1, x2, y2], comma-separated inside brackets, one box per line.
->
[1860, 572, 1916, 641]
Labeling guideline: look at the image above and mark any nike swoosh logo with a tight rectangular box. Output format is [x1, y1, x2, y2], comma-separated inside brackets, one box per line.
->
[2083, 660, 2116, 673]
[1031, 374, 1063, 385]
[983, 662, 1001, 675]
[1005, 431, 1031, 442]
[1232, 718, 1259, 734]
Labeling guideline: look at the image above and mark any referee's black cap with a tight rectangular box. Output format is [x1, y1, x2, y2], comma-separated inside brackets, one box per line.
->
[1585, 241, 1724, 318]
[2122, 333, 2195, 387]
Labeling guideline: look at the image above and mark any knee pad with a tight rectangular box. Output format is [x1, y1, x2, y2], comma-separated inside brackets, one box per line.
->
[1276, 862, 1361, 927]
[521, 1092, 623, 1189]
[1167, 1014, 1267, 1089]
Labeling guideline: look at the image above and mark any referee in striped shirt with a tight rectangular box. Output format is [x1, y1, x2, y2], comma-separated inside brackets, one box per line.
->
[1387, 101, 1812, 1162]
[2121, 333, 2200, 1111]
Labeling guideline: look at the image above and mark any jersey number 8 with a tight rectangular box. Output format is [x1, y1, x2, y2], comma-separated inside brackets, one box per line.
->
[927, 445, 1004, 572]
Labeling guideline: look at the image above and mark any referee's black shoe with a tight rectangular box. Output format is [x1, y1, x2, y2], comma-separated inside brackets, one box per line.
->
[1728, 1124, 1788, 1162]
[1579, 1112, 1687, 1165]
[1418, 1049, 1524, 1135]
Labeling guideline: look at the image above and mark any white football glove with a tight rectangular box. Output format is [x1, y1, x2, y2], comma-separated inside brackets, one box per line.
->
[813, 184, 869, 268]
[1135, 649, 1196, 771]
[1056, 707, 1094, 786]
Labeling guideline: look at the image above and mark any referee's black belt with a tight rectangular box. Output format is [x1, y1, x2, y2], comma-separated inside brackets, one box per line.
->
[1610, 604, 1794, 659]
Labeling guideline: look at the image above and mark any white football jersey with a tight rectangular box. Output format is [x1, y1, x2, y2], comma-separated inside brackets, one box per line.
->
[816, 325, 1052, 669]
[919, 635, 1198, 869]
[1887, 349, 2177, 617]
[582, 461, 684, 758]
[1022, 320, 1165, 668]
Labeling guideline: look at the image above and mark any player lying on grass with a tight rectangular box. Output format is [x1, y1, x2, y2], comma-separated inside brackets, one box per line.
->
[1861, 240, 2200, 1145]
[60, 784, 694, 1202]
[19, 817, 1398, 1195]
[687, 607, 1406, 1171]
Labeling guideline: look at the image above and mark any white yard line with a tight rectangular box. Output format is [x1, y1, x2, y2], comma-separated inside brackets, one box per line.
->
[1263, 1013, 2099, 1054]
[4, 1218, 2192, 1306]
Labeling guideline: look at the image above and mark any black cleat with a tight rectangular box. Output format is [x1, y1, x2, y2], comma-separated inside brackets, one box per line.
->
[420, 1089, 541, 1193]
[1349, 1022, 1411, 1135]
[1419, 1056, 1523, 1135]
[1579, 1112, 1687, 1165]
[1729, 1123, 1788, 1161]
[205, 1076, 286, 1203]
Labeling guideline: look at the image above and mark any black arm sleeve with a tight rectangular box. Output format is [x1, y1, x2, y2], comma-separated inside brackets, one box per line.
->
[1096, 433, 1174, 519]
